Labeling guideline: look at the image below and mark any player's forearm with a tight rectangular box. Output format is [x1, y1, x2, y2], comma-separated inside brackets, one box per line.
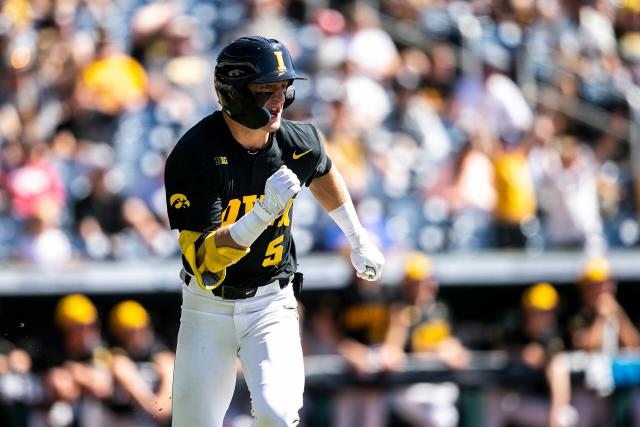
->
[195, 227, 244, 269]
[312, 165, 384, 281]
[309, 165, 350, 212]
[199, 227, 244, 256]
[311, 166, 365, 244]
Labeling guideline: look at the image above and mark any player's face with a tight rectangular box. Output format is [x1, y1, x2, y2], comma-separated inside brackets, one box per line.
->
[248, 80, 290, 132]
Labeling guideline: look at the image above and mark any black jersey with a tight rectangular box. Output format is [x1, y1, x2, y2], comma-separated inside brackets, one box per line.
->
[164, 111, 331, 288]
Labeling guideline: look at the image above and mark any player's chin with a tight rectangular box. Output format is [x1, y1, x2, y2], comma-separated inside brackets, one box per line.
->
[263, 114, 282, 132]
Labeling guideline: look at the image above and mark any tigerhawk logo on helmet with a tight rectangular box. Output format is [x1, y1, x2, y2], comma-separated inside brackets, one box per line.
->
[214, 36, 306, 129]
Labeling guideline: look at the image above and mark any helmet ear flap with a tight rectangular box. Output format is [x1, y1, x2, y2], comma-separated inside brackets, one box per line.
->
[283, 85, 296, 109]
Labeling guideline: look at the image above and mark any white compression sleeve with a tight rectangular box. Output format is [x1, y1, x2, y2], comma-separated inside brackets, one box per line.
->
[327, 201, 367, 248]
[228, 202, 274, 248]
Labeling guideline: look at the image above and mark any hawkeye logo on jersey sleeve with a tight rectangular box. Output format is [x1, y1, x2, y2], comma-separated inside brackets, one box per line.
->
[170, 193, 190, 209]
[215, 156, 228, 165]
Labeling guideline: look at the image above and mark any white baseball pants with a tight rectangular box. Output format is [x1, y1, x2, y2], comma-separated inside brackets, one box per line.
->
[171, 280, 304, 427]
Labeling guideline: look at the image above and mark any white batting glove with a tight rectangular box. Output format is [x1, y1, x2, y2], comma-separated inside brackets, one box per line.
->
[254, 165, 301, 220]
[328, 201, 385, 281]
[349, 232, 385, 281]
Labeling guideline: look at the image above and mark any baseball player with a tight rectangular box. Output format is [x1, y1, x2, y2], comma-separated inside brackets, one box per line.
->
[164, 36, 384, 426]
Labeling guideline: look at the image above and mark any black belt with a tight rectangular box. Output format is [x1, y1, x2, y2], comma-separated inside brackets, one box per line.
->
[181, 270, 289, 300]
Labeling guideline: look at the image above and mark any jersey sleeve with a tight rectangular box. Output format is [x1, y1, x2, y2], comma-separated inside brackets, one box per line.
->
[306, 125, 332, 186]
[164, 145, 222, 231]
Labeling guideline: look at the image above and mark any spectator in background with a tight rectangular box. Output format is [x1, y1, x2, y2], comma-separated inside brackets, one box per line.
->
[0, 0, 638, 264]
[487, 282, 578, 427]
[31, 294, 113, 427]
[6, 143, 66, 221]
[427, 130, 497, 250]
[14, 197, 73, 266]
[385, 48, 452, 166]
[339, 58, 392, 137]
[453, 42, 533, 142]
[0, 337, 33, 380]
[492, 134, 538, 249]
[535, 136, 606, 254]
[568, 257, 640, 425]
[75, 47, 148, 117]
[73, 166, 173, 260]
[321, 99, 370, 201]
[73, 166, 128, 260]
[105, 300, 174, 427]
[388, 251, 469, 427]
[71, 34, 148, 144]
[238, 0, 299, 53]
[569, 257, 640, 354]
[344, 2, 400, 81]
[309, 253, 402, 427]
[0, 337, 39, 427]
[118, 196, 175, 259]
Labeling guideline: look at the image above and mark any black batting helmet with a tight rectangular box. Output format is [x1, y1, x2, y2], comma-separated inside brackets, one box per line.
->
[214, 36, 305, 129]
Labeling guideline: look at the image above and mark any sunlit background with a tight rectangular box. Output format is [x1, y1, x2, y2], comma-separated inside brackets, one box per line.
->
[1, 0, 640, 426]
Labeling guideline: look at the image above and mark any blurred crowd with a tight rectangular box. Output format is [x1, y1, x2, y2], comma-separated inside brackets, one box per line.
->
[0, 0, 639, 265]
[0, 294, 175, 427]
[2, 0, 640, 425]
[300, 253, 640, 427]
[2, 254, 640, 426]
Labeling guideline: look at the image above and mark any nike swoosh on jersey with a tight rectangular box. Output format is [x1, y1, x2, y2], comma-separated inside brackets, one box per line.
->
[292, 149, 312, 160]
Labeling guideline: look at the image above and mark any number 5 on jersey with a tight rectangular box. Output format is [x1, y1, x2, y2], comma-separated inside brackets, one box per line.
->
[263, 235, 284, 267]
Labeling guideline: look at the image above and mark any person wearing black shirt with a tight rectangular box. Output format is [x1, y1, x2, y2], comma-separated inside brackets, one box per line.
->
[164, 36, 384, 427]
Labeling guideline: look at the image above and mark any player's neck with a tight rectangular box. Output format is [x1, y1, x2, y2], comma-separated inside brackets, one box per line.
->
[223, 114, 270, 151]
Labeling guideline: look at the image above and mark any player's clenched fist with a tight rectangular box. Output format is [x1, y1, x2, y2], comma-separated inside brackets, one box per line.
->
[230, 165, 300, 248]
[327, 197, 385, 282]
[349, 233, 385, 281]
[255, 165, 301, 220]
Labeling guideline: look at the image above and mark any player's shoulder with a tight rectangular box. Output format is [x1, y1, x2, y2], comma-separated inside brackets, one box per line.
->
[278, 119, 322, 149]
[166, 112, 223, 165]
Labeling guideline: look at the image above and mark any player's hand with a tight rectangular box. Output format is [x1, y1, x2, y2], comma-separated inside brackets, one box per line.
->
[257, 165, 301, 219]
[350, 233, 384, 281]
